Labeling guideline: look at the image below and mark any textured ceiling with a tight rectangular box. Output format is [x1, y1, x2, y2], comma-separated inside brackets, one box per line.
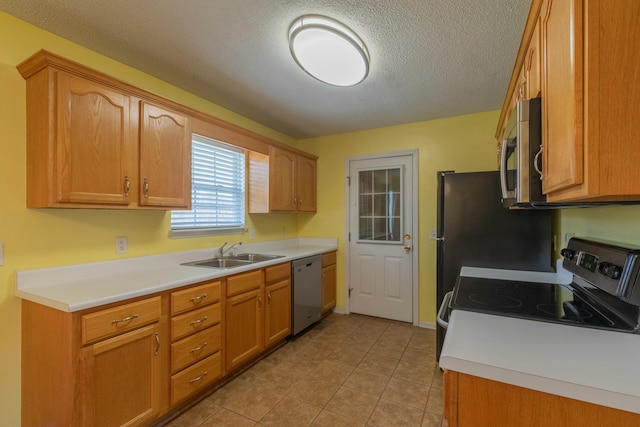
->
[0, 0, 531, 139]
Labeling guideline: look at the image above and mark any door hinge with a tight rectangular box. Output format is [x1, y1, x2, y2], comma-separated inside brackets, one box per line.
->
[348, 287, 354, 297]
[347, 176, 351, 186]
[348, 232, 351, 242]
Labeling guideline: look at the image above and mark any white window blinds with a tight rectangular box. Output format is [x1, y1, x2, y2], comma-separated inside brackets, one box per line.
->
[171, 134, 245, 234]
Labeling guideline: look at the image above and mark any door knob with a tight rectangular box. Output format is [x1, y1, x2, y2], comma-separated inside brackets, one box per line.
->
[404, 245, 412, 253]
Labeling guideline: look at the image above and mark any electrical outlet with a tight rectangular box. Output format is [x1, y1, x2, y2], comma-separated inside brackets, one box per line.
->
[565, 232, 575, 243]
[249, 228, 255, 240]
[430, 229, 437, 240]
[116, 236, 128, 254]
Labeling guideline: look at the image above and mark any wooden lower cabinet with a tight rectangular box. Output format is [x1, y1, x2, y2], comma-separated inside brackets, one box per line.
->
[21, 298, 164, 427]
[265, 263, 291, 347]
[322, 251, 337, 315]
[81, 324, 162, 427]
[444, 370, 640, 427]
[225, 286, 264, 372]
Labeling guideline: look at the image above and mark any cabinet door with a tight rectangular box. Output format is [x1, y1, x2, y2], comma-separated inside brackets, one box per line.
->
[139, 101, 191, 208]
[56, 72, 134, 205]
[296, 155, 317, 212]
[524, 18, 542, 99]
[541, 0, 584, 194]
[269, 146, 297, 211]
[322, 263, 337, 315]
[265, 279, 291, 347]
[81, 324, 161, 427]
[225, 288, 264, 372]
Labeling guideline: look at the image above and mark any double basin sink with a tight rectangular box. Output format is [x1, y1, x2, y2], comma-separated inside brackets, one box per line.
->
[181, 253, 284, 269]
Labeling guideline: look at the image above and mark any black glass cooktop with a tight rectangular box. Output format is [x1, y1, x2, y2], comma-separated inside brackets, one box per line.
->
[452, 276, 633, 330]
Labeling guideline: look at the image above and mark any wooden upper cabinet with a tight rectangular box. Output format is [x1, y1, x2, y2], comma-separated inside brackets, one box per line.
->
[296, 154, 317, 212]
[139, 102, 191, 208]
[541, 0, 584, 195]
[249, 145, 318, 213]
[270, 146, 297, 211]
[17, 50, 192, 209]
[56, 73, 135, 205]
[524, 17, 542, 99]
[497, 0, 640, 203]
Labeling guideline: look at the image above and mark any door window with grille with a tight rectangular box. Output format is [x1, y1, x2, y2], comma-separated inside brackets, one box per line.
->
[357, 167, 403, 242]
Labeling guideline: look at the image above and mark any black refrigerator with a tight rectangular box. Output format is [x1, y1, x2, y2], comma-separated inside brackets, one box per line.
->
[436, 171, 553, 360]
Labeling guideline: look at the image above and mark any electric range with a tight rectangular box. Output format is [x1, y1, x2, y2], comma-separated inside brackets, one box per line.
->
[438, 238, 640, 333]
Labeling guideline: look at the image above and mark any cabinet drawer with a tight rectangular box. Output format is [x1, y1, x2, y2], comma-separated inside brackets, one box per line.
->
[226, 269, 263, 297]
[322, 251, 336, 267]
[171, 324, 221, 374]
[171, 352, 222, 405]
[82, 296, 161, 345]
[171, 280, 221, 315]
[265, 262, 290, 284]
[171, 303, 221, 341]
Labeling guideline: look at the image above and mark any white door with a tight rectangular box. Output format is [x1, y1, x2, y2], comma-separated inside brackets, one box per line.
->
[348, 154, 415, 322]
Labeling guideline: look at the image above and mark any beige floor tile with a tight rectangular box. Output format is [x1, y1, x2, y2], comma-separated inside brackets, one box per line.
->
[425, 385, 444, 415]
[164, 404, 221, 427]
[259, 396, 322, 427]
[199, 408, 257, 427]
[343, 367, 390, 396]
[407, 334, 435, 350]
[287, 374, 342, 407]
[175, 314, 444, 427]
[381, 377, 430, 409]
[392, 360, 436, 385]
[358, 352, 399, 376]
[223, 384, 284, 421]
[310, 409, 366, 427]
[422, 410, 443, 427]
[324, 386, 379, 423]
[368, 399, 425, 427]
[368, 340, 406, 360]
[327, 347, 366, 368]
[401, 346, 434, 366]
[308, 359, 355, 383]
[254, 366, 305, 394]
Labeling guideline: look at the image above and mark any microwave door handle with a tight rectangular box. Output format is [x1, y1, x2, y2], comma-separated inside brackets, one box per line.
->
[534, 144, 544, 180]
[499, 138, 515, 200]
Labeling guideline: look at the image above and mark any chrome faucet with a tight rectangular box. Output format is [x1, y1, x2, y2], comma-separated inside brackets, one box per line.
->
[217, 241, 242, 258]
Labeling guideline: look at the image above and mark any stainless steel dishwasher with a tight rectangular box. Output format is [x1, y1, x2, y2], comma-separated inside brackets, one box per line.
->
[291, 255, 322, 335]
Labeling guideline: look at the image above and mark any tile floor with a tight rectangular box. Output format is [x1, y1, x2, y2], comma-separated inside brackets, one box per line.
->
[165, 313, 443, 427]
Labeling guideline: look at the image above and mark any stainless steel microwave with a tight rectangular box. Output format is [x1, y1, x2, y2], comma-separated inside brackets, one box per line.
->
[499, 97, 544, 206]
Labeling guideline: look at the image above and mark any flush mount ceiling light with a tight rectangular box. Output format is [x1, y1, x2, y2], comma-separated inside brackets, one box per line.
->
[288, 15, 370, 87]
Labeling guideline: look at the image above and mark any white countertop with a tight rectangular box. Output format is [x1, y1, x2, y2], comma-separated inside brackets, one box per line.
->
[16, 238, 337, 312]
[440, 263, 640, 415]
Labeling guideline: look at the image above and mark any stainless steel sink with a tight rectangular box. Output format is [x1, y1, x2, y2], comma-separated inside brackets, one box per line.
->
[181, 253, 284, 269]
[230, 253, 284, 262]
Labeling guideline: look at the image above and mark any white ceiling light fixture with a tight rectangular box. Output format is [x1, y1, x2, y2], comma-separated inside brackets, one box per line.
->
[288, 15, 370, 87]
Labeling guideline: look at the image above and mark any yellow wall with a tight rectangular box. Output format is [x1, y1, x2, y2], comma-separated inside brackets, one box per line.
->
[0, 12, 300, 426]
[558, 205, 640, 249]
[298, 111, 500, 324]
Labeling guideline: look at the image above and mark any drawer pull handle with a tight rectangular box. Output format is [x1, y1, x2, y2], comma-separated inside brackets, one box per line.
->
[189, 293, 208, 303]
[124, 176, 131, 197]
[257, 295, 262, 310]
[143, 178, 149, 198]
[112, 313, 140, 325]
[267, 292, 271, 306]
[190, 316, 208, 326]
[189, 371, 208, 383]
[190, 342, 208, 353]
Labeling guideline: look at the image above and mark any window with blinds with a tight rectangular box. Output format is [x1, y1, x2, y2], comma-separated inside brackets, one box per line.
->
[171, 134, 245, 237]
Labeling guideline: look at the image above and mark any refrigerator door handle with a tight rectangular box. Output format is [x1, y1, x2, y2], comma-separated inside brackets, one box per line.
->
[436, 291, 453, 329]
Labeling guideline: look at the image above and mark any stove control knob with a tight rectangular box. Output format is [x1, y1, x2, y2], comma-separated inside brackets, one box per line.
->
[597, 262, 622, 280]
[560, 248, 576, 260]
